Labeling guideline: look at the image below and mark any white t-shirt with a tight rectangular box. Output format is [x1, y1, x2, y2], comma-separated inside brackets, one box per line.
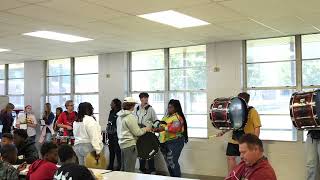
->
[17, 113, 37, 137]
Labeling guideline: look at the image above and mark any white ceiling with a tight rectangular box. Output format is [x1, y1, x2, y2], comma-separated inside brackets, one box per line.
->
[0, 0, 320, 63]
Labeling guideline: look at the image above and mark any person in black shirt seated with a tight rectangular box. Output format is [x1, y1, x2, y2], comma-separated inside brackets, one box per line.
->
[13, 129, 39, 164]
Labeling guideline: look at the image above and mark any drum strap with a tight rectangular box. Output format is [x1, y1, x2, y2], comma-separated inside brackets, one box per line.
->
[136, 105, 151, 125]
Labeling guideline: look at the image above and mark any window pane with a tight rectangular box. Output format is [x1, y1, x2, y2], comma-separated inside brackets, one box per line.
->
[170, 92, 207, 114]
[302, 59, 320, 86]
[131, 49, 164, 70]
[260, 129, 296, 141]
[247, 61, 296, 87]
[8, 79, 24, 95]
[302, 34, 320, 59]
[9, 96, 24, 109]
[75, 74, 98, 93]
[247, 36, 295, 62]
[0, 80, 5, 95]
[48, 59, 71, 76]
[74, 94, 99, 113]
[132, 93, 165, 114]
[185, 115, 207, 128]
[260, 115, 292, 130]
[8, 63, 24, 78]
[48, 76, 71, 94]
[248, 89, 293, 114]
[170, 68, 206, 90]
[48, 95, 71, 111]
[131, 70, 164, 91]
[0, 65, 5, 79]
[170, 45, 206, 68]
[188, 128, 207, 138]
[75, 56, 98, 74]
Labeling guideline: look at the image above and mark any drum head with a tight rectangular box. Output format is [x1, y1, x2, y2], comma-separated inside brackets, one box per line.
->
[229, 97, 248, 129]
[136, 132, 160, 160]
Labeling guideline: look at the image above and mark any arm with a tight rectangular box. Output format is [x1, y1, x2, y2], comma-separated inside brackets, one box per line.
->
[86, 118, 103, 154]
[57, 113, 72, 129]
[16, 146, 39, 164]
[27, 115, 37, 128]
[126, 116, 146, 137]
[251, 108, 262, 137]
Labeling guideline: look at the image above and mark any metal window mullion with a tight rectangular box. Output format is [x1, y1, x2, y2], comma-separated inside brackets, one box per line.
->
[131, 68, 165, 72]
[164, 48, 169, 113]
[246, 86, 296, 90]
[246, 59, 295, 64]
[44, 61, 48, 101]
[5, 64, 8, 95]
[243, 40, 248, 91]
[71, 57, 75, 100]
[301, 58, 320, 61]
[74, 92, 99, 96]
[128, 52, 132, 95]
[295, 35, 302, 141]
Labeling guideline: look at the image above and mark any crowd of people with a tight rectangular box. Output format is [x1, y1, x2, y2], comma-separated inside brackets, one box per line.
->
[8, 92, 320, 179]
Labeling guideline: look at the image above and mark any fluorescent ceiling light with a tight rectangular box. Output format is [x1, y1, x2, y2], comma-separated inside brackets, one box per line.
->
[0, 48, 10, 52]
[23, 31, 93, 43]
[138, 10, 210, 28]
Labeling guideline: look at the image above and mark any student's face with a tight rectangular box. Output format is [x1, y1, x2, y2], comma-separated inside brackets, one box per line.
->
[46, 148, 59, 164]
[167, 104, 176, 115]
[25, 106, 32, 113]
[56, 109, 62, 116]
[67, 103, 74, 111]
[1, 137, 13, 146]
[239, 143, 260, 166]
[13, 135, 24, 146]
[140, 97, 149, 104]
[110, 101, 116, 110]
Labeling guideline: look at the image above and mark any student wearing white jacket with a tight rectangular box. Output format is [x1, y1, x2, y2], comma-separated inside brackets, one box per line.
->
[117, 97, 151, 172]
[73, 102, 103, 165]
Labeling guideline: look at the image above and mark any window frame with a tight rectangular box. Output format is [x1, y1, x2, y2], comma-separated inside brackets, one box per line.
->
[129, 45, 208, 139]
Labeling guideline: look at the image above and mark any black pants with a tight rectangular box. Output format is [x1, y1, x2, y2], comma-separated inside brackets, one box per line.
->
[107, 133, 121, 170]
[139, 158, 156, 173]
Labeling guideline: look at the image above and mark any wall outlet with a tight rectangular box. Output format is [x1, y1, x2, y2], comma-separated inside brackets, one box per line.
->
[213, 67, 220, 72]
[106, 74, 111, 78]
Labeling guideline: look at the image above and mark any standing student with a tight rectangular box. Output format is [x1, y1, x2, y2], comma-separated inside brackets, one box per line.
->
[57, 100, 77, 136]
[53, 107, 63, 134]
[39, 103, 55, 143]
[107, 98, 122, 170]
[16, 105, 37, 142]
[155, 99, 188, 177]
[134, 92, 158, 174]
[117, 97, 151, 172]
[305, 129, 320, 180]
[217, 92, 261, 173]
[0, 103, 15, 134]
[73, 102, 103, 165]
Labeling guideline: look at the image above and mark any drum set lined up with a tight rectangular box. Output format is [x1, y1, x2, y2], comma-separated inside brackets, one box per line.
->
[209, 89, 320, 132]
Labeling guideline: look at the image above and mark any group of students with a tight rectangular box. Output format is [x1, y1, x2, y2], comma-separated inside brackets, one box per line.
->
[106, 92, 188, 177]
[0, 133, 96, 179]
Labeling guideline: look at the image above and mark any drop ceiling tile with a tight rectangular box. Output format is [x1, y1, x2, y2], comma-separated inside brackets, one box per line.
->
[178, 2, 246, 23]
[38, 0, 128, 21]
[88, 0, 211, 15]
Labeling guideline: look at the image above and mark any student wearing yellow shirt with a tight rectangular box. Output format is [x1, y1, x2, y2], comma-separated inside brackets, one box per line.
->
[217, 92, 261, 173]
[154, 99, 188, 177]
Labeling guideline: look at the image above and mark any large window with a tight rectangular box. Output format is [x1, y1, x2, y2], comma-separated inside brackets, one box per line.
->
[130, 45, 207, 138]
[46, 56, 99, 118]
[8, 63, 24, 109]
[0, 65, 5, 95]
[246, 37, 296, 141]
[301, 33, 320, 140]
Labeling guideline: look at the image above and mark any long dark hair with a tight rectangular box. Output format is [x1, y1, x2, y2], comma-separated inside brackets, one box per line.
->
[112, 98, 122, 112]
[77, 102, 94, 122]
[168, 99, 188, 143]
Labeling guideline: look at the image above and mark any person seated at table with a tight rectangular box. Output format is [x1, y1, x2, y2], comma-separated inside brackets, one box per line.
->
[1, 133, 14, 146]
[54, 144, 95, 180]
[225, 134, 276, 180]
[13, 129, 39, 164]
[27, 142, 58, 180]
[0, 144, 27, 179]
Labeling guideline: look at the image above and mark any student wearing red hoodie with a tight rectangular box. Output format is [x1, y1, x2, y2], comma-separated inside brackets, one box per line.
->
[225, 134, 276, 180]
[27, 142, 58, 180]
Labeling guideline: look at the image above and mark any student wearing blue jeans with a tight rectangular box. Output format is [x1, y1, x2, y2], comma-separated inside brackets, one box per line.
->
[306, 130, 320, 180]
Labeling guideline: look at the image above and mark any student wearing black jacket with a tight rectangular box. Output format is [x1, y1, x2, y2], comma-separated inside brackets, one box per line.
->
[106, 98, 122, 170]
[13, 129, 39, 164]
